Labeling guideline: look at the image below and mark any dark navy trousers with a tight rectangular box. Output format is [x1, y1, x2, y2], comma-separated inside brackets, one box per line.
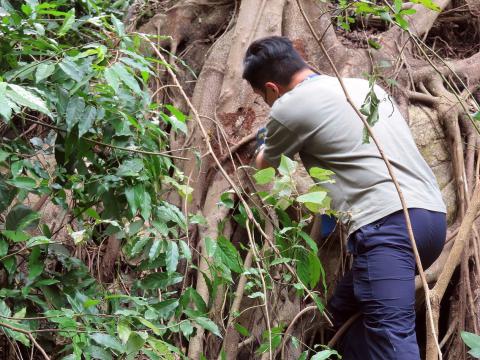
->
[327, 208, 447, 360]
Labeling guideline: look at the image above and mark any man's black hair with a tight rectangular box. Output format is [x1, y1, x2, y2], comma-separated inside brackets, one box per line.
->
[242, 36, 308, 90]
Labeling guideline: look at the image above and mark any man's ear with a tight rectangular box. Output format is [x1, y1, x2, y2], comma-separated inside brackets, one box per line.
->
[265, 82, 279, 94]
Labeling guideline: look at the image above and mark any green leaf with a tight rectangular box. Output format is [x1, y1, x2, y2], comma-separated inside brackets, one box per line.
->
[0, 179, 16, 212]
[78, 105, 96, 137]
[35, 62, 56, 83]
[58, 9, 75, 36]
[111, 14, 125, 36]
[278, 155, 297, 176]
[473, 111, 480, 121]
[461, 331, 480, 358]
[89, 345, 113, 360]
[66, 96, 85, 132]
[138, 272, 183, 290]
[296, 250, 322, 288]
[111, 63, 142, 94]
[0, 82, 12, 121]
[117, 158, 144, 177]
[180, 320, 194, 338]
[411, 0, 441, 11]
[6, 84, 52, 117]
[90, 333, 124, 353]
[6, 176, 36, 190]
[166, 241, 179, 273]
[194, 317, 222, 338]
[28, 246, 43, 280]
[234, 323, 250, 337]
[368, 39, 381, 50]
[179, 240, 192, 261]
[117, 320, 131, 344]
[1, 230, 29, 242]
[165, 104, 186, 122]
[219, 192, 234, 209]
[59, 59, 83, 82]
[253, 167, 275, 185]
[309, 167, 334, 181]
[5, 205, 40, 231]
[298, 230, 318, 253]
[296, 191, 327, 205]
[311, 349, 341, 360]
[104, 67, 120, 93]
[217, 236, 243, 273]
[26, 236, 50, 248]
[394, 0, 402, 13]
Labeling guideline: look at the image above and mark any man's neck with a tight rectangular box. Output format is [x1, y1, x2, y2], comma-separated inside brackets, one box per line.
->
[287, 68, 316, 91]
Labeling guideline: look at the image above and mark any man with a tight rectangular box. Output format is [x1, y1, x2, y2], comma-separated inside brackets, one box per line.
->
[243, 36, 447, 359]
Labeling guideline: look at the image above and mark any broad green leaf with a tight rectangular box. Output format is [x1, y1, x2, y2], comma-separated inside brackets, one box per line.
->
[89, 345, 113, 360]
[117, 320, 131, 344]
[35, 62, 56, 83]
[137, 317, 161, 335]
[473, 111, 480, 121]
[296, 191, 327, 205]
[6, 84, 52, 117]
[59, 59, 83, 82]
[311, 349, 341, 360]
[58, 9, 75, 36]
[126, 332, 145, 357]
[394, 0, 402, 13]
[166, 241, 179, 273]
[5, 205, 40, 231]
[217, 236, 243, 273]
[117, 158, 144, 177]
[90, 333, 124, 353]
[411, 0, 441, 11]
[0, 238, 8, 257]
[66, 96, 85, 132]
[26, 236, 51, 248]
[234, 323, 250, 337]
[78, 105, 96, 137]
[205, 236, 217, 257]
[111, 14, 125, 36]
[28, 246, 43, 280]
[194, 317, 222, 338]
[253, 167, 275, 185]
[138, 272, 183, 290]
[309, 167, 334, 181]
[1, 230, 29, 242]
[165, 104, 186, 122]
[461, 331, 480, 358]
[0, 82, 12, 121]
[111, 63, 142, 94]
[0, 179, 16, 213]
[179, 240, 192, 261]
[296, 250, 322, 288]
[278, 155, 297, 176]
[148, 239, 162, 261]
[298, 230, 318, 253]
[6, 176, 36, 190]
[147, 338, 176, 359]
[180, 320, 194, 337]
[104, 67, 120, 93]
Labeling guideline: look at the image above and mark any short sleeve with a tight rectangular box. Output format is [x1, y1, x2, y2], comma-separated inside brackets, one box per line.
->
[263, 118, 303, 167]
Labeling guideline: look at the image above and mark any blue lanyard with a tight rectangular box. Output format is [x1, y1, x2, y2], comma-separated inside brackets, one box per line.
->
[302, 73, 320, 83]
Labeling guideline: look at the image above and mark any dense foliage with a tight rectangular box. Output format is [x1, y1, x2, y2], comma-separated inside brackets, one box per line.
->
[0, 0, 338, 358]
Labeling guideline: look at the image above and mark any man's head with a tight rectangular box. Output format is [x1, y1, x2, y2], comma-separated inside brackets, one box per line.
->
[243, 36, 309, 106]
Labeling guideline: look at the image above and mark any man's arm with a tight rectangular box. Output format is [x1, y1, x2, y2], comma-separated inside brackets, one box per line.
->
[255, 146, 271, 169]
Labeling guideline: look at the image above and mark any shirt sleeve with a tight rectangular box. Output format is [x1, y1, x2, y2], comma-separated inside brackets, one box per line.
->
[263, 118, 304, 167]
